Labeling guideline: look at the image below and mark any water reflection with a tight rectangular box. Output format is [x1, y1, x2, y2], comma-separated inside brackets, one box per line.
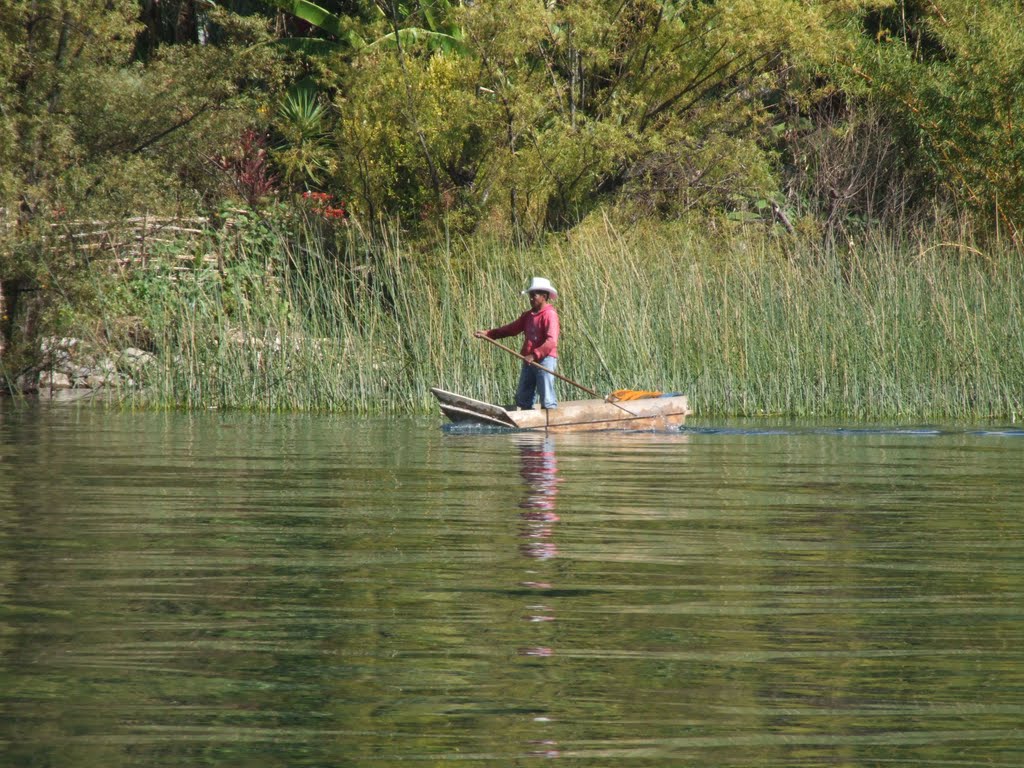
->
[3, 407, 1024, 768]
[513, 434, 563, 757]
[517, 434, 561, 562]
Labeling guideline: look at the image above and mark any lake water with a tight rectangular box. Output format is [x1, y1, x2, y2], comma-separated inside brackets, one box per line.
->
[2, 404, 1023, 766]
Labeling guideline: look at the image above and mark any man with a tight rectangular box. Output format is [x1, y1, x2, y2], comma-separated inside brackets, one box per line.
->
[475, 277, 560, 410]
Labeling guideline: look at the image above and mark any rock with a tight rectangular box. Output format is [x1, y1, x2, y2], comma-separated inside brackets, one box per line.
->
[16, 372, 39, 393]
[40, 336, 79, 373]
[40, 371, 72, 389]
[40, 336, 78, 354]
[119, 347, 156, 369]
[22, 336, 148, 400]
[70, 365, 94, 385]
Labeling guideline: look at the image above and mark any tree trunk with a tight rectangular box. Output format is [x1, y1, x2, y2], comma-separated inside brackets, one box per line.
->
[0, 279, 6, 360]
[0, 278, 23, 365]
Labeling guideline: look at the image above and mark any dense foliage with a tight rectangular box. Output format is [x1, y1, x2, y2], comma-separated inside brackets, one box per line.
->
[1, 1, 1022, 413]
[2, 1, 1021, 237]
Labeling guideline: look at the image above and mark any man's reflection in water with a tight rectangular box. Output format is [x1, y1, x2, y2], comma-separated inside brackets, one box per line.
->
[513, 434, 562, 758]
[517, 433, 561, 562]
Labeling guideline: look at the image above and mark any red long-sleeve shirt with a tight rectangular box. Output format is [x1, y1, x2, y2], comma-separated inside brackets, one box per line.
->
[486, 303, 560, 360]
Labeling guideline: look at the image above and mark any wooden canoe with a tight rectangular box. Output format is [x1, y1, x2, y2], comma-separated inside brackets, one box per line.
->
[431, 387, 692, 432]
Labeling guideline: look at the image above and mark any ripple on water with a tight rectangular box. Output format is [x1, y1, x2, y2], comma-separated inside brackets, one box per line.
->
[1, 407, 1022, 767]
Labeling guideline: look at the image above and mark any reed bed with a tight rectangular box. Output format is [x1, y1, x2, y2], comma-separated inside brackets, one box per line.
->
[110, 218, 1024, 419]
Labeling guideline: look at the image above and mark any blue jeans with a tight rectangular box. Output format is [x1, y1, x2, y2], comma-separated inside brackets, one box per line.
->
[516, 356, 558, 409]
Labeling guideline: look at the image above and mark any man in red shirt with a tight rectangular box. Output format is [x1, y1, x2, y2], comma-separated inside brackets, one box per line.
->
[475, 277, 560, 410]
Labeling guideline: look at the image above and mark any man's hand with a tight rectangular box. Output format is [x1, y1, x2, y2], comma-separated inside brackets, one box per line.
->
[473, 330, 488, 339]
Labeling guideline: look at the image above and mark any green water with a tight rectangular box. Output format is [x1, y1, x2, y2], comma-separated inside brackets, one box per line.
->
[1, 405, 1022, 766]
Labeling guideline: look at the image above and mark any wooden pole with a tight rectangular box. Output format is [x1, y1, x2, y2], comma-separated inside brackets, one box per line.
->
[476, 334, 640, 417]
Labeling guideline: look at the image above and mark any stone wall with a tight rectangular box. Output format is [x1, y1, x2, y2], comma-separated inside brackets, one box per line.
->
[18, 337, 156, 403]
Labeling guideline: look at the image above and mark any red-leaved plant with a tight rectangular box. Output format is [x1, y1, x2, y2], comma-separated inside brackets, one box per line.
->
[212, 129, 279, 207]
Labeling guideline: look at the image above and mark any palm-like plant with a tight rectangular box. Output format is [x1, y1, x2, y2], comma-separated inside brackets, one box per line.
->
[273, 89, 337, 186]
[263, 0, 467, 56]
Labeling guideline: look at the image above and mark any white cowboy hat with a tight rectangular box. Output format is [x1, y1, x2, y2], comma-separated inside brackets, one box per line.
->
[522, 277, 558, 298]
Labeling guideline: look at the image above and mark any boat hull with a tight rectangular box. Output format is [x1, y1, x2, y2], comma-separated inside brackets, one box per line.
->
[431, 388, 691, 432]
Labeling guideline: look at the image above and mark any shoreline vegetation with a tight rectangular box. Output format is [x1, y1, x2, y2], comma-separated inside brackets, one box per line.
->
[10, 211, 1022, 421]
[2, 2, 1022, 420]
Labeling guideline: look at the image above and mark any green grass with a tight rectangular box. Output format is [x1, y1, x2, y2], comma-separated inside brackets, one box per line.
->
[104, 216, 1024, 419]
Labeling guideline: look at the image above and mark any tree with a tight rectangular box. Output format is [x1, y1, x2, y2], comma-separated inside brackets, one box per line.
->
[327, 0, 889, 235]
[0, 1, 289, 363]
[839, 0, 1024, 240]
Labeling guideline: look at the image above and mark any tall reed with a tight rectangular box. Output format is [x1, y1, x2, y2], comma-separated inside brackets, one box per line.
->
[109, 216, 1024, 419]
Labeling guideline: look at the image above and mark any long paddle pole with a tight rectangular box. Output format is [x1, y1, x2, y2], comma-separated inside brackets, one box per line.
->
[476, 334, 640, 417]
